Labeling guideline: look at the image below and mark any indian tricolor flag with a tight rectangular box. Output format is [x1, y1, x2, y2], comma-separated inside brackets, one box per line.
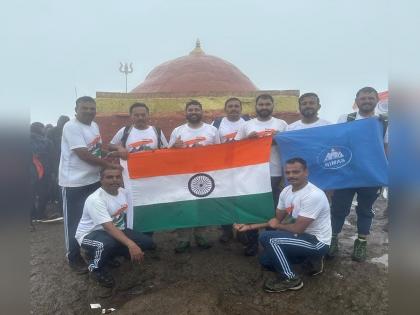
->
[127, 137, 274, 232]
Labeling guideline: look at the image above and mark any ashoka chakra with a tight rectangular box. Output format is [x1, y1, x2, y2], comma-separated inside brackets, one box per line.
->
[188, 173, 215, 197]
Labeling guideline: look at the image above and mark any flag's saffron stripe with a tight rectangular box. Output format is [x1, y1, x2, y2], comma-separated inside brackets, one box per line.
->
[132, 192, 274, 232]
[127, 137, 272, 179]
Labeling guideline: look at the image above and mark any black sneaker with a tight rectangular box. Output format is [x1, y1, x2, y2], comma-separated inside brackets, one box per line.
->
[69, 261, 88, 275]
[219, 230, 233, 244]
[195, 236, 212, 249]
[107, 258, 121, 269]
[91, 269, 115, 288]
[263, 277, 303, 292]
[244, 243, 258, 256]
[305, 256, 324, 276]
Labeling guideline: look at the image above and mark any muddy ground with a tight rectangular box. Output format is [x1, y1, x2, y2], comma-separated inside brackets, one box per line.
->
[30, 197, 388, 315]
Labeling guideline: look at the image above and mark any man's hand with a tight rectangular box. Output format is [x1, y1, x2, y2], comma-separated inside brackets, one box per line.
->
[117, 147, 128, 160]
[127, 242, 144, 263]
[173, 136, 185, 148]
[268, 218, 281, 229]
[247, 131, 259, 139]
[233, 223, 251, 232]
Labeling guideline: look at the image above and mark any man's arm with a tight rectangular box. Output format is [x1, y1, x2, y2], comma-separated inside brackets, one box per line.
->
[102, 222, 144, 262]
[73, 148, 122, 169]
[106, 144, 128, 160]
[268, 215, 314, 234]
[275, 208, 288, 222]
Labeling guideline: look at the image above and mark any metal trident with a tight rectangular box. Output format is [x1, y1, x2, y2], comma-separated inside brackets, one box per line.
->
[119, 62, 133, 93]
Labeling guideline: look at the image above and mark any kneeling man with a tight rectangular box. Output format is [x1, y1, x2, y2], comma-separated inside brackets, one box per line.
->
[75, 167, 155, 287]
[235, 157, 331, 292]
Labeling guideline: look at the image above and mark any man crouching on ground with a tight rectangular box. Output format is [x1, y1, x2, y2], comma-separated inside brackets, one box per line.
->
[75, 166, 155, 288]
[234, 157, 331, 292]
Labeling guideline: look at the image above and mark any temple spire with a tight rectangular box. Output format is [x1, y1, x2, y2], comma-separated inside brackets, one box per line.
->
[190, 38, 204, 55]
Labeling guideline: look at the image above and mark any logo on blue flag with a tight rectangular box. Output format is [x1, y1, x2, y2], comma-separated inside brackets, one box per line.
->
[275, 118, 388, 190]
[318, 146, 352, 170]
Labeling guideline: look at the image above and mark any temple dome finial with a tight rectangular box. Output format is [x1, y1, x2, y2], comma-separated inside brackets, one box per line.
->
[190, 38, 204, 55]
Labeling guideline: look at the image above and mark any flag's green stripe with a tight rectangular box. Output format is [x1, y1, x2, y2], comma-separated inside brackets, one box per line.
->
[133, 192, 274, 232]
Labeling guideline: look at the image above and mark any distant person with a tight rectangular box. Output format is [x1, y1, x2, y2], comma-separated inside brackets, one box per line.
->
[286, 93, 331, 131]
[237, 94, 288, 256]
[328, 87, 388, 262]
[168, 100, 220, 253]
[47, 115, 70, 215]
[31, 122, 53, 221]
[212, 97, 250, 243]
[59, 96, 121, 273]
[234, 158, 331, 292]
[75, 167, 155, 288]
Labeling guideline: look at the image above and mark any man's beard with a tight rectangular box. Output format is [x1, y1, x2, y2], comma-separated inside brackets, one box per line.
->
[257, 109, 273, 118]
[301, 108, 316, 118]
[187, 114, 202, 123]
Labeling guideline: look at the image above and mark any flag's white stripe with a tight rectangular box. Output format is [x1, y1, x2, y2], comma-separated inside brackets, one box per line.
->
[130, 162, 271, 206]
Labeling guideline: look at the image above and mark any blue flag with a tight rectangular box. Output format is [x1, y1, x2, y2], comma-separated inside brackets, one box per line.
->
[275, 118, 388, 190]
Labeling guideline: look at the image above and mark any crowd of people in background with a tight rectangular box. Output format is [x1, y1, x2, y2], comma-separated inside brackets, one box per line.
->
[31, 115, 69, 224]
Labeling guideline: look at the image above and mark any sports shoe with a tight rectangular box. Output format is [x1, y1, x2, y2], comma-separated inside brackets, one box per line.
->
[219, 229, 233, 244]
[91, 269, 115, 288]
[244, 243, 258, 256]
[263, 277, 303, 292]
[352, 238, 367, 262]
[327, 234, 339, 258]
[305, 256, 324, 276]
[107, 258, 121, 269]
[174, 241, 191, 253]
[69, 261, 89, 275]
[236, 231, 249, 245]
[195, 236, 212, 249]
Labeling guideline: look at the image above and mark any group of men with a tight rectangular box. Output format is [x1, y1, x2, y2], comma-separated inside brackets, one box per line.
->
[57, 87, 388, 291]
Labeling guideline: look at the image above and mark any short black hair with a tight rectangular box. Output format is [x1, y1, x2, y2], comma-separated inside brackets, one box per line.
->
[224, 97, 242, 109]
[129, 102, 149, 114]
[30, 122, 45, 135]
[285, 157, 307, 170]
[256, 94, 274, 105]
[185, 99, 202, 110]
[356, 87, 378, 98]
[100, 165, 122, 179]
[298, 93, 320, 106]
[76, 96, 95, 107]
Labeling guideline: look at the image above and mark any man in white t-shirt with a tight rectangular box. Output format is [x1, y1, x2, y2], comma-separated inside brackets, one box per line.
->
[212, 97, 250, 143]
[237, 94, 288, 256]
[59, 96, 121, 273]
[234, 158, 331, 292]
[329, 87, 388, 262]
[109, 102, 168, 158]
[169, 100, 220, 253]
[76, 167, 155, 288]
[286, 93, 331, 131]
[212, 97, 250, 243]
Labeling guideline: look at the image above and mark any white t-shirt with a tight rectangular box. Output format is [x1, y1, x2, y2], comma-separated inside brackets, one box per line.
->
[110, 125, 168, 152]
[216, 117, 247, 143]
[286, 118, 331, 131]
[278, 182, 331, 245]
[59, 118, 102, 187]
[75, 187, 129, 245]
[337, 112, 388, 143]
[168, 123, 220, 147]
[238, 117, 288, 176]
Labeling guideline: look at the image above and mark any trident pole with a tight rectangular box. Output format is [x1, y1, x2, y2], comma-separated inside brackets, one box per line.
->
[119, 62, 133, 93]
